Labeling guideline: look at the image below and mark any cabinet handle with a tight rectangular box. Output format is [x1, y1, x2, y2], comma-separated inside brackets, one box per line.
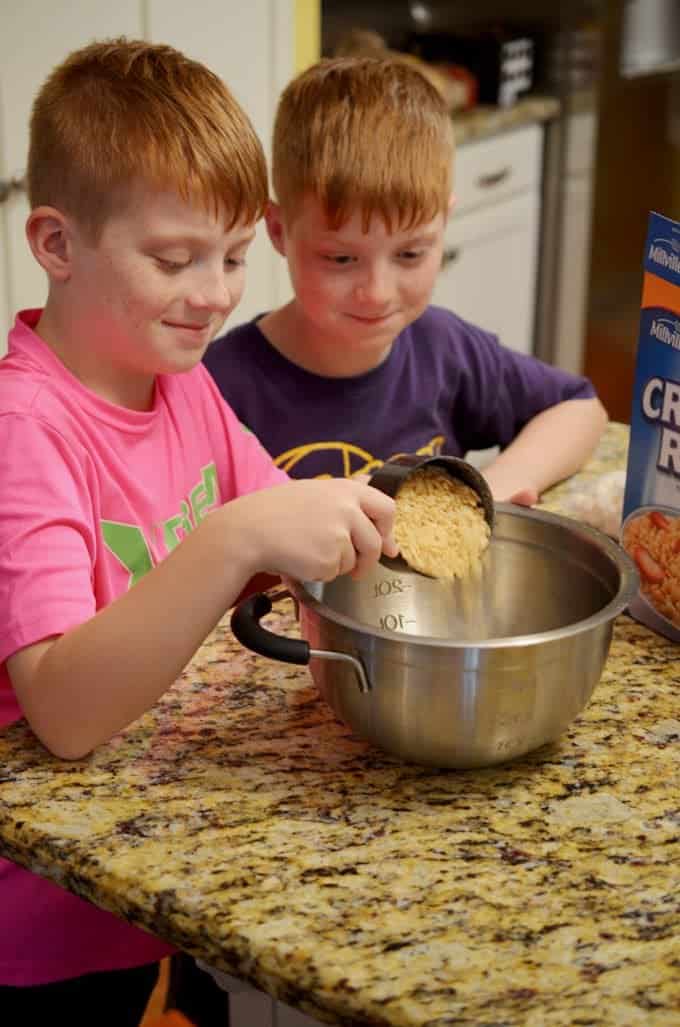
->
[0, 174, 26, 204]
[476, 166, 511, 188]
[441, 246, 460, 269]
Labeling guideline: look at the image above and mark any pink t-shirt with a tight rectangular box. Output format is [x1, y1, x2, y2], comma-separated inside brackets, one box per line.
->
[0, 310, 287, 985]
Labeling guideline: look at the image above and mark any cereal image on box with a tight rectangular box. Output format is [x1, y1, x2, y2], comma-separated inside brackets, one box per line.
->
[622, 210, 680, 642]
[622, 508, 680, 628]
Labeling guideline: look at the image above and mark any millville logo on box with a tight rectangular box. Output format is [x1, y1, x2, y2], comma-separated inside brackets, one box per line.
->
[650, 317, 680, 350]
[649, 235, 680, 274]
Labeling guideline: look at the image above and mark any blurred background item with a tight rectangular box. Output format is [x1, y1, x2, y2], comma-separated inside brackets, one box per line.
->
[405, 27, 536, 108]
[619, 0, 680, 78]
[583, 0, 680, 421]
[332, 28, 477, 112]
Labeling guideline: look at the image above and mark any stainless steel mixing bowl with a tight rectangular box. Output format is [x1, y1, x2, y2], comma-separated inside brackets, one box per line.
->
[231, 504, 639, 768]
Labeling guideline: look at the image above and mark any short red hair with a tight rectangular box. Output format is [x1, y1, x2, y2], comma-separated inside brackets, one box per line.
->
[272, 56, 454, 231]
[28, 38, 268, 237]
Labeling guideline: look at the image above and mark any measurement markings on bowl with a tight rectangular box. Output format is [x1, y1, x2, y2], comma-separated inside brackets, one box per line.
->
[371, 576, 411, 598]
[378, 611, 417, 632]
[371, 575, 417, 633]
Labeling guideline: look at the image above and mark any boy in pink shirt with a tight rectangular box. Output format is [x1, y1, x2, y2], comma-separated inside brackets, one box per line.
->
[0, 39, 397, 1024]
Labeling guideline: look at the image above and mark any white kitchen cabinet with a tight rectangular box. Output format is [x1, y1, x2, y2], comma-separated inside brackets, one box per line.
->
[453, 122, 542, 215]
[431, 122, 543, 356]
[199, 963, 324, 1027]
[230, 991, 322, 1026]
[432, 189, 541, 356]
[144, 0, 294, 325]
[0, 1, 144, 351]
[0, 1, 295, 350]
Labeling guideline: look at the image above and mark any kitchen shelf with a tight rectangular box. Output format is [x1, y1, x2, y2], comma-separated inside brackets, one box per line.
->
[452, 93, 560, 145]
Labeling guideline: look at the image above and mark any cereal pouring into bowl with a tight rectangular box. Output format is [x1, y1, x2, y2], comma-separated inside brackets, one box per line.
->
[392, 465, 491, 580]
[368, 453, 496, 579]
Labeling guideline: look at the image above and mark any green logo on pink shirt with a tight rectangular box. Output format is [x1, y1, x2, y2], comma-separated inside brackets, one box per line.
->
[101, 463, 218, 587]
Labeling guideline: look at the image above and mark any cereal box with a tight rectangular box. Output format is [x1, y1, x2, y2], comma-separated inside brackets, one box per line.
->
[621, 211, 680, 641]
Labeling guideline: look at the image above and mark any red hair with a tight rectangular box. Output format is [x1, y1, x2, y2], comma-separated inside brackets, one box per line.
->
[28, 38, 268, 237]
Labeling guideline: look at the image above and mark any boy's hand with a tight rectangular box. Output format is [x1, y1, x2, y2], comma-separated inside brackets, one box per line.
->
[482, 464, 539, 507]
[230, 479, 398, 583]
[507, 488, 538, 507]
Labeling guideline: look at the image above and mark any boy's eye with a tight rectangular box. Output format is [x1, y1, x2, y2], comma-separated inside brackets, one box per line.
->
[155, 257, 190, 273]
[225, 256, 246, 270]
[398, 249, 425, 261]
[323, 254, 355, 266]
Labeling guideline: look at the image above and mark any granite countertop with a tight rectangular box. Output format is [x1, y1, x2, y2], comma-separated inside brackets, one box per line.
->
[1, 423, 679, 1026]
[537, 420, 628, 515]
[452, 94, 560, 146]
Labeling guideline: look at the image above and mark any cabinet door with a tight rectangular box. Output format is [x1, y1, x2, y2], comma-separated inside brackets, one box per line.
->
[146, 1, 295, 327]
[0, 1, 143, 348]
[454, 123, 542, 216]
[431, 190, 540, 356]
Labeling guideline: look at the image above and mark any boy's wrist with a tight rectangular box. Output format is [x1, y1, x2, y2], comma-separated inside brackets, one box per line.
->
[210, 496, 275, 582]
[198, 501, 263, 587]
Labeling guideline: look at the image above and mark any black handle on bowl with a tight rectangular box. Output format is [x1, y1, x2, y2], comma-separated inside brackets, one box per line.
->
[230, 593, 310, 665]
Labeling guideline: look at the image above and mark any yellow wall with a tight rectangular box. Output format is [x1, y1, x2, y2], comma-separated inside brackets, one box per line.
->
[295, 0, 320, 73]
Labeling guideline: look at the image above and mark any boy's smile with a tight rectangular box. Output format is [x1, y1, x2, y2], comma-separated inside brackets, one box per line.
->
[35, 185, 255, 409]
[262, 194, 448, 378]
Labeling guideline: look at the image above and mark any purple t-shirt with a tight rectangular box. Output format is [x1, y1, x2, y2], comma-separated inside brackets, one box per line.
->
[204, 306, 596, 479]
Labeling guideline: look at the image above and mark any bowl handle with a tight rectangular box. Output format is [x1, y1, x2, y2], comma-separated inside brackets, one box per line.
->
[231, 592, 308, 664]
[230, 593, 371, 693]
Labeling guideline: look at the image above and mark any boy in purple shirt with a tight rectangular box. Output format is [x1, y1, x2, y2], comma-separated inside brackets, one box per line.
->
[204, 56, 607, 504]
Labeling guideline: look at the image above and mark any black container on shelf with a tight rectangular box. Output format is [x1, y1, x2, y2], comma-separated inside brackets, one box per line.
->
[407, 28, 537, 107]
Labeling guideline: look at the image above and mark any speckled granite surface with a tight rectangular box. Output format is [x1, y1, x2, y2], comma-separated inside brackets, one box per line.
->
[538, 421, 629, 516]
[452, 95, 560, 145]
[1, 424, 679, 1026]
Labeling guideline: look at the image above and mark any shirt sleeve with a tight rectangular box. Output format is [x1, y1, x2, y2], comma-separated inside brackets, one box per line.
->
[0, 414, 98, 664]
[227, 411, 290, 496]
[199, 369, 289, 498]
[447, 318, 596, 452]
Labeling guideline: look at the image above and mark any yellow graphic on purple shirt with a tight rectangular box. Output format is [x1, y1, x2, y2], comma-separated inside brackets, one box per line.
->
[273, 435, 446, 478]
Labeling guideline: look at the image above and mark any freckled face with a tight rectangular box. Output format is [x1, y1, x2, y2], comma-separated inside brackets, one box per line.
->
[278, 195, 446, 358]
[70, 186, 256, 380]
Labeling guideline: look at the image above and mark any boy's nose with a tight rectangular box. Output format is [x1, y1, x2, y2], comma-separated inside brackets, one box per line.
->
[354, 268, 393, 309]
[189, 270, 238, 314]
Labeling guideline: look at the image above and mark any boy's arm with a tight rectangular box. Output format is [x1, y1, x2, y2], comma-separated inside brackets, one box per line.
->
[7, 479, 396, 761]
[481, 397, 608, 504]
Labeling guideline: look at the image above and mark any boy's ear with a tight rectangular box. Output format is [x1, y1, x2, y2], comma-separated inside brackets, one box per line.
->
[447, 193, 457, 219]
[25, 207, 74, 283]
[264, 201, 287, 256]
